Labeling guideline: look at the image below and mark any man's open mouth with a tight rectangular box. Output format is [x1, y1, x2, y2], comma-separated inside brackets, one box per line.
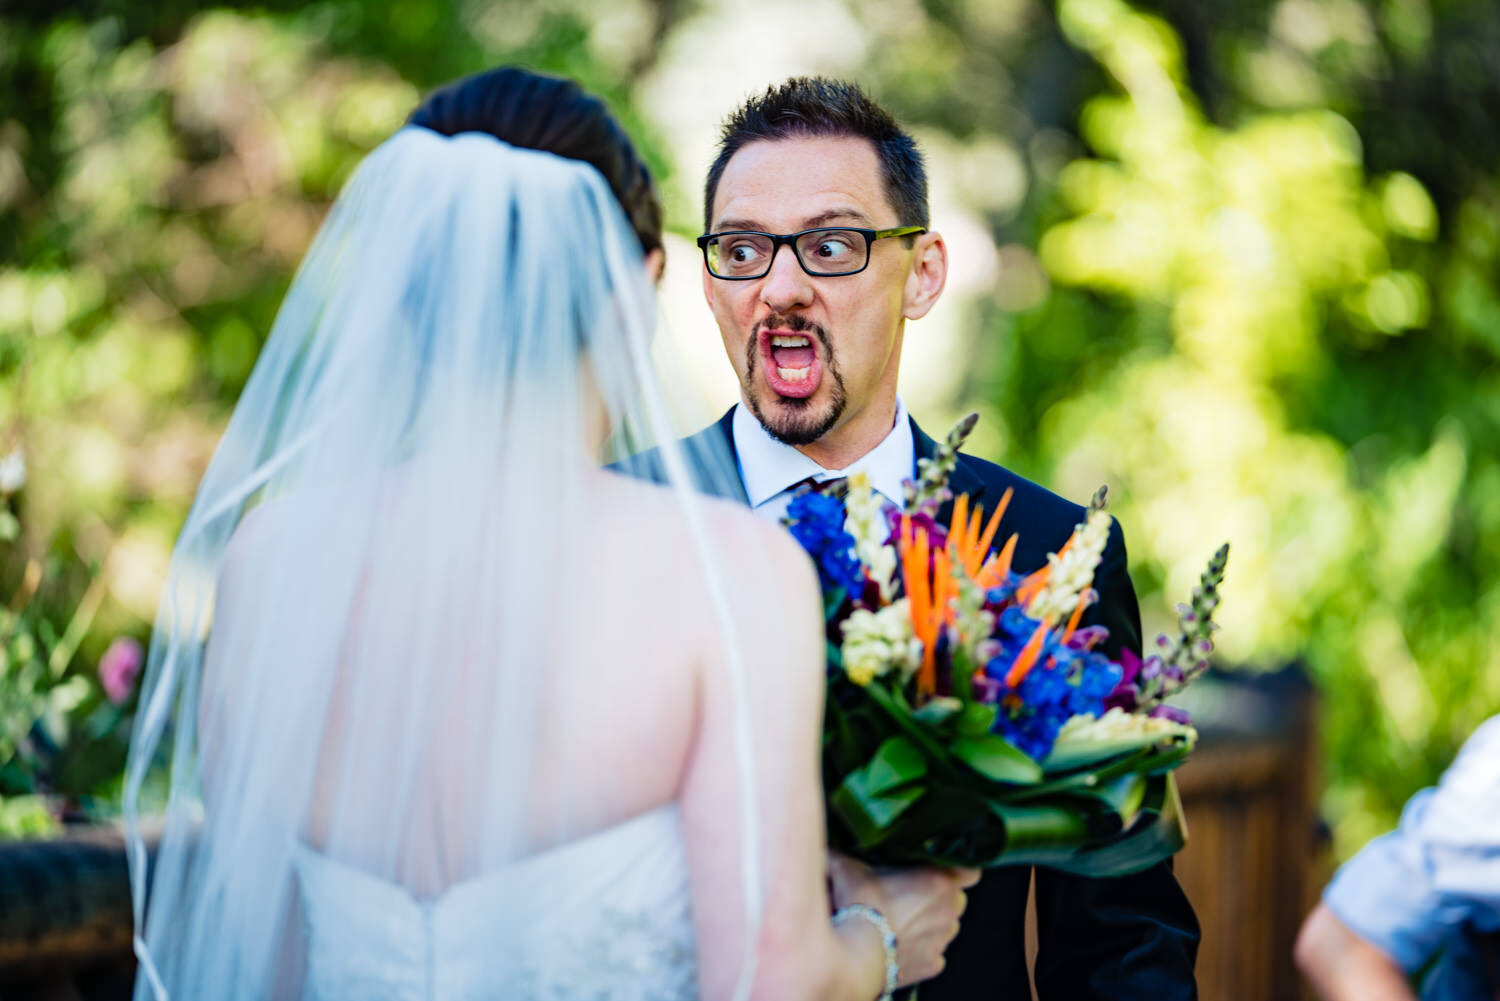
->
[760, 329, 822, 399]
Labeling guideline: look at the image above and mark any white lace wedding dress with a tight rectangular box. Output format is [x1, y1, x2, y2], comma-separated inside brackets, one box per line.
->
[292, 804, 698, 1001]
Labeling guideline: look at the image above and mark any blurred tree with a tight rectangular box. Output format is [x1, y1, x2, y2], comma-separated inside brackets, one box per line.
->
[850, 0, 1500, 852]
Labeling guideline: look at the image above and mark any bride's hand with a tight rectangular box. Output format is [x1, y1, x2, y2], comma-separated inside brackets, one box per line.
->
[827, 851, 981, 988]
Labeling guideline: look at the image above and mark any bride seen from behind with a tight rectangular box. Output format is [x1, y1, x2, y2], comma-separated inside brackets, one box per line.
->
[123, 68, 972, 1001]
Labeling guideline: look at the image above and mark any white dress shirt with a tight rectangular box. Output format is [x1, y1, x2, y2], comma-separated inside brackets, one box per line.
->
[732, 397, 914, 525]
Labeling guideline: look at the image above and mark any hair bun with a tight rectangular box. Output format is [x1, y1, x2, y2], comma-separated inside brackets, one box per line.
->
[409, 67, 663, 255]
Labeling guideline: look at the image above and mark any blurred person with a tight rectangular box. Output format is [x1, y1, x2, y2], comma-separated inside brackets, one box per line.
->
[634, 75, 1201, 1000]
[1296, 714, 1500, 1001]
[122, 67, 975, 1001]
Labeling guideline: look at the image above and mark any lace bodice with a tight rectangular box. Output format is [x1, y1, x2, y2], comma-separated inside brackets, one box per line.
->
[292, 804, 697, 1000]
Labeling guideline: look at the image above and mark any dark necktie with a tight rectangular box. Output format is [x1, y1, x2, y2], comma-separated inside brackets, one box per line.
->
[789, 474, 848, 500]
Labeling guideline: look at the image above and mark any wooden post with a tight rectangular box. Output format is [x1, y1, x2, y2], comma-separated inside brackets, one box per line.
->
[0, 825, 144, 998]
[1172, 664, 1326, 1001]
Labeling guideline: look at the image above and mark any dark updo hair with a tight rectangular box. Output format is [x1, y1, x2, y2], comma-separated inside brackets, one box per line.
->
[408, 67, 663, 256]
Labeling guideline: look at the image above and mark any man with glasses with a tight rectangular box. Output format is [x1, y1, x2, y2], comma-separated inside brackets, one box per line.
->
[639, 76, 1201, 999]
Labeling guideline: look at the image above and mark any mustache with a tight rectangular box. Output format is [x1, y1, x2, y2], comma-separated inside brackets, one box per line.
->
[753, 313, 832, 354]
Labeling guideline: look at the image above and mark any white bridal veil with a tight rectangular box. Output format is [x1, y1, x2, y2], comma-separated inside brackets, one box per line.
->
[122, 127, 765, 999]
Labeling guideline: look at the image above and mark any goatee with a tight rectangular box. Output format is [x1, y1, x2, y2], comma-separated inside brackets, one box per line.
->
[744, 316, 846, 446]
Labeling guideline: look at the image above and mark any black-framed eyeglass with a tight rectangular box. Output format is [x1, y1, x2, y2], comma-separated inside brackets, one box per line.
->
[696, 226, 927, 280]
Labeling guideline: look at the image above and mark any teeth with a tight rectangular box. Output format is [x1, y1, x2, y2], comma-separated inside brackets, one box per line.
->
[770, 335, 811, 347]
[777, 366, 811, 383]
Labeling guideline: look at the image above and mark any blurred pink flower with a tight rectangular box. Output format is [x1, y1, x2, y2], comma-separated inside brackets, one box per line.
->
[99, 637, 144, 704]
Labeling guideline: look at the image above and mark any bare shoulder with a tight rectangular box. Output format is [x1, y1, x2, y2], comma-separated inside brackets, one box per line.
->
[595, 470, 813, 582]
[591, 470, 823, 670]
[693, 496, 825, 688]
[703, 495, 818, 594]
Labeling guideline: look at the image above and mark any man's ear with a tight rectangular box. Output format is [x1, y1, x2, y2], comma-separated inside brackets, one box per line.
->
[902, 231, 948, 321]
[701, 258, 718, 310]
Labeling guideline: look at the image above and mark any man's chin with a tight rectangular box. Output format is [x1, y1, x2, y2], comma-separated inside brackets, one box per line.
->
[750, 394, 841, 447]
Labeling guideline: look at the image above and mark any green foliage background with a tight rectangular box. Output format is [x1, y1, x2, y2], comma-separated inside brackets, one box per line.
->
[2, 0, 1497, 857]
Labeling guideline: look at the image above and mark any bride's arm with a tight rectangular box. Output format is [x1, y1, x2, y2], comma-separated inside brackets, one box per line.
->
[680, 513, 970, 1001]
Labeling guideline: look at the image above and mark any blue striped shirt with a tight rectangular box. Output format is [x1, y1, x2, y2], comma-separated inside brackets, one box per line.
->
[1324, 715, 1500, 974]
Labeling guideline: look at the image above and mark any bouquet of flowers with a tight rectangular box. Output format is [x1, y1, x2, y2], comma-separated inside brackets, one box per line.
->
[785, 414, 1228, 875]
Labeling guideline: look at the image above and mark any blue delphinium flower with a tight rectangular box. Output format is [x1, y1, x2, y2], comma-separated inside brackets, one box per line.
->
[984, 574, 1025, 610]
[985, 612, 1124, 761]
[786, 491, 865, 597]
[992, 666, 1071, 762]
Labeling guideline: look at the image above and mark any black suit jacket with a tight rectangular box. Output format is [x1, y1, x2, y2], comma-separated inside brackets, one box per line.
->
[618, 410, 1200, 1000]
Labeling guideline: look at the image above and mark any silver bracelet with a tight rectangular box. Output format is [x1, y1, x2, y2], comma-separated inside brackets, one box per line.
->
[833, 903, 899, 1001]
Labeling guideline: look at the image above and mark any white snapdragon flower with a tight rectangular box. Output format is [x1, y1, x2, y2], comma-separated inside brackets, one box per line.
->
[841, 599, 922, 686]
[951, 569, 996, 665]
[842, 471, 898, 600]
[1044, 707, 1198, 769]
[1027, 508, 1111, 624]
[1054, 707, 1187, 743]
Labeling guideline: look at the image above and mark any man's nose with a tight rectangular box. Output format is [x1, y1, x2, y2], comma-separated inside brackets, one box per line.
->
[758, 243, 815, 314]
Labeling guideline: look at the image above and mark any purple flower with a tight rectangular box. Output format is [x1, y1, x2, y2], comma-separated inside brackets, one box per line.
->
[971, 672, 1004, 703]
[1065, 625, 1110, 651]
[884, 507, 949, 553]
[99, 637, 144, 705]
[1105, 648, 1142, 712]
[1150, 704, 1193, 725]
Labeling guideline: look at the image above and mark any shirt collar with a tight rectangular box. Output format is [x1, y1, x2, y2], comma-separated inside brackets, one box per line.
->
[732, 397, 914, 509]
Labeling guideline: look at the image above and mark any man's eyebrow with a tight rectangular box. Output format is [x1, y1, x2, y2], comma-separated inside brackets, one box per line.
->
[711, 208, 877, 233]
[803, 208, 874, 228]
[713, 217, 763, 232]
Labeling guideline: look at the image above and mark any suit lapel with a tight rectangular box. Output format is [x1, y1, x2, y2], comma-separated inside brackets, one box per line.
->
[681, 408, 749, 504]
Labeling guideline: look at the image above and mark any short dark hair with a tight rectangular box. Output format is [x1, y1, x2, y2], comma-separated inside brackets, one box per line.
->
[409, 67, 663, 255]
[703, 77, 928, 234]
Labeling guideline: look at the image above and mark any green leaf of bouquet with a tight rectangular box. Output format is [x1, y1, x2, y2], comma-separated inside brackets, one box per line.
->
[1027, 733, 1196, 799]
[823, 696, 891, 777]
[1069, 771, 1148, 834]
[1038, 776, 1189, 877]
[951, 734, 1043, 785]
[1004, 748, 1150, 804]
[1134, 737, 1197, 774]
[912, 696, 962, 728]
[950, 646, 975, 703]
[830, 776, 925, 846]
[1015, 746, 1158, 800]
[823, 703, 856, 759]
[860, 683, 961, 776]
[955, 702, 998, 737]
[862, 735, 928, 794]
[1009, 771, 1151, 834]
[1042, 720, 1197, 773]
[829, 736, 930, 846]
[987, 799, 1094, 855]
